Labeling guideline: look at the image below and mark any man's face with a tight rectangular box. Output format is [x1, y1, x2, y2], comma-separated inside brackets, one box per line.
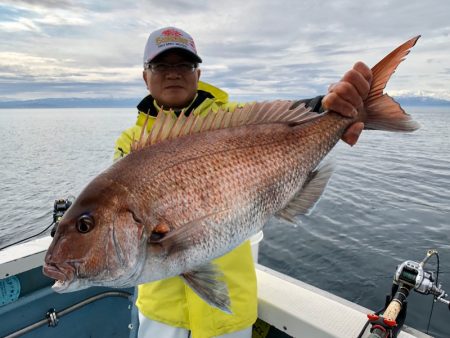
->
[143, 51, 201, 110]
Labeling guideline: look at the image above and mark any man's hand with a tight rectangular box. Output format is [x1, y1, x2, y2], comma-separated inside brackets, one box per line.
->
[322, 62, 372, 146]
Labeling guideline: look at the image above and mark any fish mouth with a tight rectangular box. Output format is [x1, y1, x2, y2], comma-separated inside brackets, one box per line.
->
[52, 279, 71, 292]
[43, 262, 77, 293]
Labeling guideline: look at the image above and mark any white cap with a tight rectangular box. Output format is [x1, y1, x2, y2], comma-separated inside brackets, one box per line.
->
[143, 27, 202, 66]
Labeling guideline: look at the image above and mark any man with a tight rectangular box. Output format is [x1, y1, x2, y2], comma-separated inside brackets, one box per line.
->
[114, 27, 371, 338]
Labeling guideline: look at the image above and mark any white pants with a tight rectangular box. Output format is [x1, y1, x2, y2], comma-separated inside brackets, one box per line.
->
[138, 312, 252, 338]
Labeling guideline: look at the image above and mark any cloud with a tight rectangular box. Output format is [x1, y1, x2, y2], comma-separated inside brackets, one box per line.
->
[0, 17, 41, 32]
[0, 63, 141, 87]
[1, 0, 77, 10]
[140, 0, 211, 13]
[0, 0, 449, 102]
[0, 2, 91, 37]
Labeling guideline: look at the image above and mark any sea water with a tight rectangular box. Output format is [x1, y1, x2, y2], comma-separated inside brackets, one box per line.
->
[0, 107, 449, 337]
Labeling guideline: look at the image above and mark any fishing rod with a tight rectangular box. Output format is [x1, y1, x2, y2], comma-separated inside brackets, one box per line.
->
[0, 196, 74, 251]
[359, 249, 450, 338]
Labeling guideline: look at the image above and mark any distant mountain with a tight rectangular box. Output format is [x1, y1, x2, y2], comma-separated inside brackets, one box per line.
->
[0, 97, 139, 109]
[395, 96, 450, 107]
[0, 95, 449, 109]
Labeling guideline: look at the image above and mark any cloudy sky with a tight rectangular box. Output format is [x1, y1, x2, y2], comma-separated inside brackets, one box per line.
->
[0, 0, 449, 103]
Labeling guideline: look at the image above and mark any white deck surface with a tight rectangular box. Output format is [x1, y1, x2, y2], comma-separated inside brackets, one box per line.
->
[256, 264, 431, 338]
[0, 236, 51, 278]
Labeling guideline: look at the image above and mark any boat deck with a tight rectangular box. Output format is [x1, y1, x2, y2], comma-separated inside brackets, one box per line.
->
[0, 237, 433, 338]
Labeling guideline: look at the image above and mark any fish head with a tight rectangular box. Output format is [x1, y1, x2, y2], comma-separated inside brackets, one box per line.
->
[43, 175, 147, 293]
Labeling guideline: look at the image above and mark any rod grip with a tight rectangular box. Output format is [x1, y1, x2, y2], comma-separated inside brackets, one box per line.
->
[383, 300, 402, 321]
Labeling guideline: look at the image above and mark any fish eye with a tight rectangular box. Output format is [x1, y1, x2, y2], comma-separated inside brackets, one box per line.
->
[76, 215, 95, 233]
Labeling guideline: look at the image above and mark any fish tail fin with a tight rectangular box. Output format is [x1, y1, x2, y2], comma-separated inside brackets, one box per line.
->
[364, 36, 421, 132]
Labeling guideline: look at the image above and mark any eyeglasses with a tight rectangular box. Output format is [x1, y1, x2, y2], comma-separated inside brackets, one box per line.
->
[145, 62, 197, 74]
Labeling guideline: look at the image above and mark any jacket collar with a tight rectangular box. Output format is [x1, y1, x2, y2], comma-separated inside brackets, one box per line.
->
[137, 81, 226, 117]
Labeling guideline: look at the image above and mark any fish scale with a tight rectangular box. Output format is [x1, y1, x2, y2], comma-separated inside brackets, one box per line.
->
[138, 117, 354, 273]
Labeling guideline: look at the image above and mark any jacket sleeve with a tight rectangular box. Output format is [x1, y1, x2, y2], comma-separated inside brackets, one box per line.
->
[113, 113, 156, 161]
[113, 127, 134, 161]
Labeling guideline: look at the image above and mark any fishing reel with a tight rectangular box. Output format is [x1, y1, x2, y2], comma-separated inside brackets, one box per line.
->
[362, 250, 449, 338]
[50, 196, 75, 237]
[394, 249, 449, 308]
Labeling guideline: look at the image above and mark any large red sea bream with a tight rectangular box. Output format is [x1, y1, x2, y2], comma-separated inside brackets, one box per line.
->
[44, 37, 420, 313]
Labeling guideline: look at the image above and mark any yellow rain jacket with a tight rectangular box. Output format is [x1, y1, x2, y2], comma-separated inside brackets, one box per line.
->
[114, 81, 257, 338]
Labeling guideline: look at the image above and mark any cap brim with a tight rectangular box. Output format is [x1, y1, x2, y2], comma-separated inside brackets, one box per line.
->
[147, 47, 202, 64]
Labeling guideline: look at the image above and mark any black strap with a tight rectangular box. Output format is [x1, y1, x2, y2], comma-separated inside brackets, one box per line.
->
[290, 95, 324, 113]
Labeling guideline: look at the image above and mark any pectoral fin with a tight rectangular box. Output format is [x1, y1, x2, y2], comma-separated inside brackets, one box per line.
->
[148, 209, 230, 254]
[181, 263, 231, 314]
[276, 162, 333, 222]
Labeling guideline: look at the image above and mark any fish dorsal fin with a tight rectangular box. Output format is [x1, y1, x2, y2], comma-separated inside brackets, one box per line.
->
[130, 100, 316, 152]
